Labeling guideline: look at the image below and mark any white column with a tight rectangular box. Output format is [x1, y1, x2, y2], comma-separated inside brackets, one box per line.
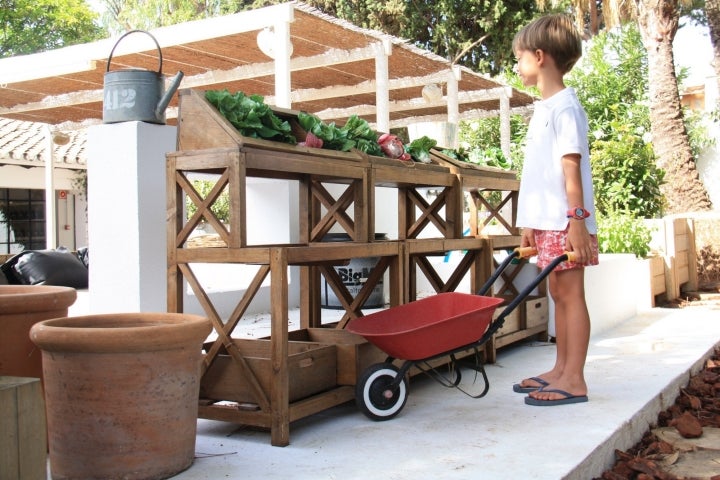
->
[375, 40, 392, 133]
[500, 86, 512, 160]
[445, 67, 461, 149]
[274, 19, 292, 108]
[43, 127, 57, 249]
[86, 122, 176, 313]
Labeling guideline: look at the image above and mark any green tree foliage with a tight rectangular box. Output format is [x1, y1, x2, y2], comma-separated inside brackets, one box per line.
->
[566, 24, 665, 218]
[102, 0, 228, 32]
[0, 0, 104, 58]
[312, 0, 542, 74]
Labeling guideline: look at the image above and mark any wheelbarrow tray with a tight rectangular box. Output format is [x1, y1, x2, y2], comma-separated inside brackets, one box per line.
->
[346, 292, 504, 361]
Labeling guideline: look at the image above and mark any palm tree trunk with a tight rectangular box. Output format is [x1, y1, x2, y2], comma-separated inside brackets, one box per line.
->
[637, 0, 712, 213]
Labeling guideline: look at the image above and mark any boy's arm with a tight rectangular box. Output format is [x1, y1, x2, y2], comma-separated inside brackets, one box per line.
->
[562, 153, 592, 263]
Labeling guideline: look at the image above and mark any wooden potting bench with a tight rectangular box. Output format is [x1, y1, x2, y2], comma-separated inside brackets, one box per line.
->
[166, 89, 547, 446]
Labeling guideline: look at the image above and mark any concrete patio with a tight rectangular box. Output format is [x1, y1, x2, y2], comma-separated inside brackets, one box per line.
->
[83, 301, 717, 480]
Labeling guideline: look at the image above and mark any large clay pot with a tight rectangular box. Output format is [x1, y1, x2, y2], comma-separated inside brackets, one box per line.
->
[30, 312, 212, 480]
[0, 285, 77, 379]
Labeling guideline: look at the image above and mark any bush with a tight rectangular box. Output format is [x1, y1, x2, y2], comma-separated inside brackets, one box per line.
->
[590, 129, 665, 217]
[596, 210, 654, 258]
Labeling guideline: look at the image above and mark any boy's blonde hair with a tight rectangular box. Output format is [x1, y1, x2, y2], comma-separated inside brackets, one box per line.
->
[513, 14, 582, 74]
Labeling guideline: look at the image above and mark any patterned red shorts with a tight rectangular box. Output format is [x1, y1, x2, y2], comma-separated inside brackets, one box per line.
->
[534, 229, 599, 270]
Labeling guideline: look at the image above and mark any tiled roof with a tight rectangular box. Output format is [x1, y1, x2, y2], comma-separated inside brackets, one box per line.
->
[0, 118, 86, 168]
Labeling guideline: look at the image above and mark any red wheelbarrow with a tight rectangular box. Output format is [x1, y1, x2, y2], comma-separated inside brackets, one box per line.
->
[346, 248, 575, 420]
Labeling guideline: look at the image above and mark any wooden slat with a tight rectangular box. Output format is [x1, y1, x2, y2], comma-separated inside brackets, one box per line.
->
[269, 247, 290, 446]
[0, 377, 46, 480]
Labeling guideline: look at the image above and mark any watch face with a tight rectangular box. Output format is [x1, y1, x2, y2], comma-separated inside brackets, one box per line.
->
[568, 207, 589, 219]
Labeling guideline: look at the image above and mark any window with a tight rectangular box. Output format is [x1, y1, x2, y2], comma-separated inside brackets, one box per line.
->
[0, 189, 46, 254]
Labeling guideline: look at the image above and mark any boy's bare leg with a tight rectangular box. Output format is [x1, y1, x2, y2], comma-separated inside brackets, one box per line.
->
[529, 267, 589, 400]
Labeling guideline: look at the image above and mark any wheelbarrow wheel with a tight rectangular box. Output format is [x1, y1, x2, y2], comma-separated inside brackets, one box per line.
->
[356, 363, 408, 421]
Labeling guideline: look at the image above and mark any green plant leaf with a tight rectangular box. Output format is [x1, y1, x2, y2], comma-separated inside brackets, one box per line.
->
[205, 89, 296, 145]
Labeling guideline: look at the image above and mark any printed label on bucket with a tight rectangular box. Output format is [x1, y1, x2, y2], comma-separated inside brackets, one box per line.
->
[322, 260, 385, 309]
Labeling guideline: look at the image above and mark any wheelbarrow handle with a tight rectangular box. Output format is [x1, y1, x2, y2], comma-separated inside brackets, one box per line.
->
[515, 246, 538, 258]
[515, 247, 578, 261]
[477, 247, 537, 296]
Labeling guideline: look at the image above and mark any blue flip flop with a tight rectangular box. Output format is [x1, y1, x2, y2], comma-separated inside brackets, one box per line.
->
[524, 388, 588, 406]
[512, 376, 549, 393]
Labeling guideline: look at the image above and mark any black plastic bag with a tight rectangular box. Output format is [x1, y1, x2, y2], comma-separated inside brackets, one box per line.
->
[0, 248, 88, 289]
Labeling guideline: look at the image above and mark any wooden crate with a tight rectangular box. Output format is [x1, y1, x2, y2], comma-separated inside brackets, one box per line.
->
[287, 328, 386, 385]
[524, 296, 548, 329]
[0, 377, 47, 480]
[493, 296, 521, 337]
[494, 296, 548, 336]
[200, 339, 337, 404]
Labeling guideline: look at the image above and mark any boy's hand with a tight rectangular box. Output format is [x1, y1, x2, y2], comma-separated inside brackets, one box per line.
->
[565, 219, 592, 263]
[521, 228, 536, 249]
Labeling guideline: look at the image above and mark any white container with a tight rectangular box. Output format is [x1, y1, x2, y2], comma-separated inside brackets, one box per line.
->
[321, 233, 387, 309]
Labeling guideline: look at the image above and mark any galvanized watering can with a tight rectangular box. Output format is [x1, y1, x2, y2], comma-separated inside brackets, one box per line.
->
[103, 30, 184, 124]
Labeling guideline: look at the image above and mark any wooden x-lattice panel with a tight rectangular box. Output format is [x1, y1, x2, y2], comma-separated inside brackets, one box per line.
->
[408, 249, 481, 302]
[468, 189, 519, 237]
[403, 238, 487, 303]
[318, 256, 393, 328]
[401, 188, 452, 238]
[304, 178, 369, 242]
[401, 186, 458, 239]
[167, 148, 245, 248]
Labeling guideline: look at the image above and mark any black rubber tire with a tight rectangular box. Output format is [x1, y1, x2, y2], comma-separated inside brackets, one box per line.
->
[355, 363, 408, 421]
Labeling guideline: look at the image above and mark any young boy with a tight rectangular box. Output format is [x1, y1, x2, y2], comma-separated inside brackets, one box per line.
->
[511, 14, 599, 406]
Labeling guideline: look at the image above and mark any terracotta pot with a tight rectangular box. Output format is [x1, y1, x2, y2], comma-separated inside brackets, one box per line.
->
[30, 312, 212, 480]
[0, 284, 77, 379]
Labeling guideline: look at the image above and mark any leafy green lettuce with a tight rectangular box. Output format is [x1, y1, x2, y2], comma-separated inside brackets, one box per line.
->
[205, 90, 296, 144]
[405, 136, 437, 163]
[297, 112, 383, 156]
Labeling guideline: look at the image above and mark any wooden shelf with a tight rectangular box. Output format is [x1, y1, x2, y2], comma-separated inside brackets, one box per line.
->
[167, 89, 548, 446]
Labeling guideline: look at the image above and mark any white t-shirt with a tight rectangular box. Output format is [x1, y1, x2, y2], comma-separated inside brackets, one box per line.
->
[516, 87, 597, 233]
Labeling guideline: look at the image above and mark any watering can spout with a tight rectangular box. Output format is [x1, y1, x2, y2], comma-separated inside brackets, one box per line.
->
[155, 71, 184, 119]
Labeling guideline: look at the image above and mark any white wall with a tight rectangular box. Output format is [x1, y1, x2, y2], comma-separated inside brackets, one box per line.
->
[407, 121, 458, 149]
[693, 72, 719, 210]
[697, 118, 720, 209]
[546, 254, 652, 338]
[0, 164, 77, 190]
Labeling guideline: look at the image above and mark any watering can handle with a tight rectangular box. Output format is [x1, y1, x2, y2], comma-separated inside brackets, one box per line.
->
[106, 29, 163, 75]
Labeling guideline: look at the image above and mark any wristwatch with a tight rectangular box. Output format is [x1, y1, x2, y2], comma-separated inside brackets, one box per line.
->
[566, 206, 590, 220]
